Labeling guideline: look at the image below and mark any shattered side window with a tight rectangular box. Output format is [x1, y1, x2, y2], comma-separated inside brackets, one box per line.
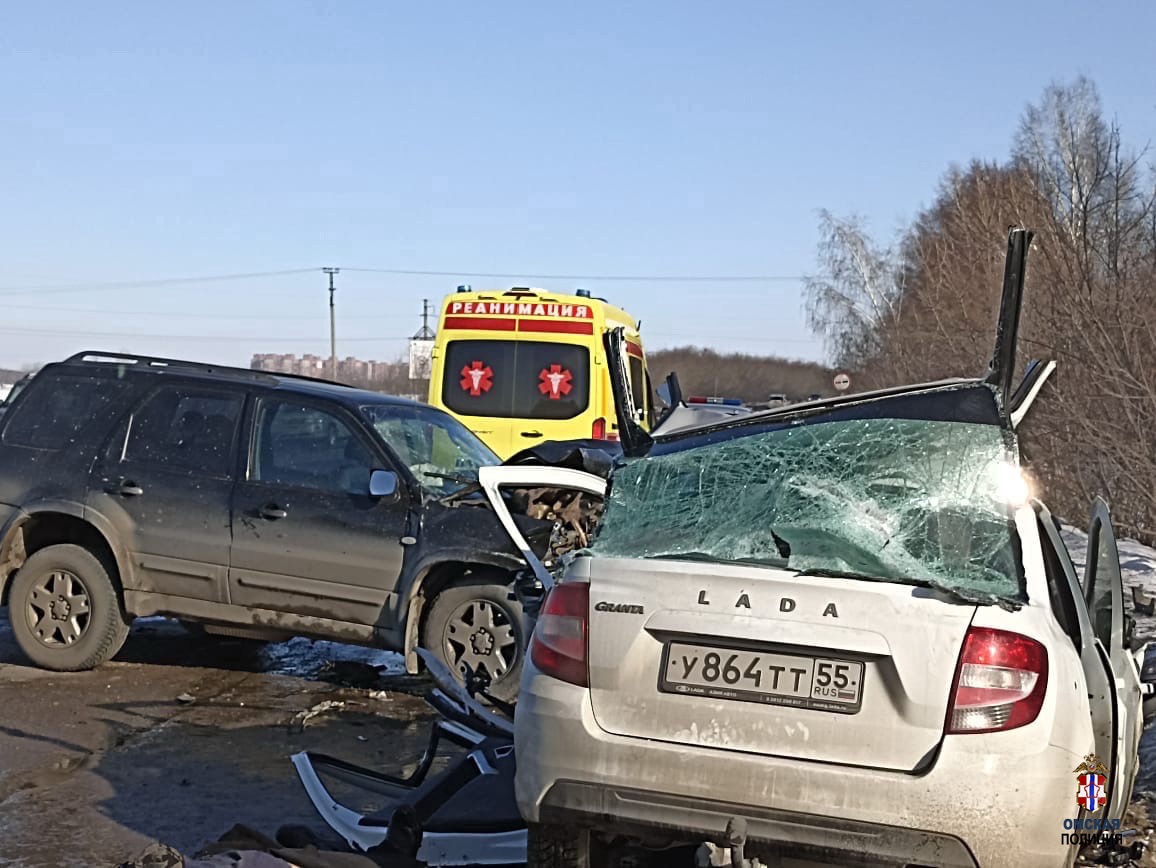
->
[588, 418, 1024, 601]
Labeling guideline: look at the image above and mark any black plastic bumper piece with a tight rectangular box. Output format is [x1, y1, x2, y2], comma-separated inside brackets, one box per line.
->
[538, 781, 979, 868]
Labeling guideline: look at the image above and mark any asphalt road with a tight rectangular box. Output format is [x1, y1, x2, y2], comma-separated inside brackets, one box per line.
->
[0, 615, 436, 868]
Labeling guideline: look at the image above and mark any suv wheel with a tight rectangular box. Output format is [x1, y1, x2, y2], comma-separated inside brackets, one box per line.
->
[424, 576, 525, 702]
[8, 544, 131, 671]
[527, 824, 606, 867]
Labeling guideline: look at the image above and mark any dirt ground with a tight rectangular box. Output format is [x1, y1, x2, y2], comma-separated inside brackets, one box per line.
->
[4, 613, 1156, 868]
[0, 614, 438, 868]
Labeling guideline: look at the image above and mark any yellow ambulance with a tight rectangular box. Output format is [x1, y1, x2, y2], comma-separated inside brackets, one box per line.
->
[426, 286, 651, 459]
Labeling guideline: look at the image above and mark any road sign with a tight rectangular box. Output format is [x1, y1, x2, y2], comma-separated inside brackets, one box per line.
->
[833, 372, 851, 391]
[409, 339, 434, 380]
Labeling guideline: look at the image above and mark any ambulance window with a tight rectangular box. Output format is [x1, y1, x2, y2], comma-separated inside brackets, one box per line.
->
[629, 355, 646, 410]
[514, 342, 590, 420]
[441, 341, 516, 417]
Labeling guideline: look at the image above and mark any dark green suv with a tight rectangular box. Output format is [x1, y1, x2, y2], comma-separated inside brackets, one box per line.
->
[0, 351, 558, 699]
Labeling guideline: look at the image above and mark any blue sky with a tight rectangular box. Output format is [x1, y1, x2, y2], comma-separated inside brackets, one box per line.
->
[1, 1, 1153, 370]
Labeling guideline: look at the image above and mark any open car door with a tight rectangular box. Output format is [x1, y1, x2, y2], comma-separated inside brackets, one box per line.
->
[1082, 498, 1145, 821]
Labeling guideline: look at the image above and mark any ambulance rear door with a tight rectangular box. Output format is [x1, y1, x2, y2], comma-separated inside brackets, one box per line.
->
[436, 337, 516, 458]
[506, 336, 597, 452]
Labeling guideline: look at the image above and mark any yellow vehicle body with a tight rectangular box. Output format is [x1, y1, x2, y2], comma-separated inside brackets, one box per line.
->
[427, 287, 650, 459]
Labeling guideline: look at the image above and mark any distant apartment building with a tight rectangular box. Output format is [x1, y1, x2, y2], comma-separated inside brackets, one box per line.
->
[250, 353, 391, 380]
[249, 353, 423, 400]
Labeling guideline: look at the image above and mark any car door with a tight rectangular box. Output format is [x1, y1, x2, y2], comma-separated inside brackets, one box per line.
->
[1036, 507, 1120, 810]
[1082, 497, 1145, 821]
[88, 382, 245, 605]
[228, 396, 409, 628]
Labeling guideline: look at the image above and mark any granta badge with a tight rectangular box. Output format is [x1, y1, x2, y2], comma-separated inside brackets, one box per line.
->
[594, 601, 644, 615]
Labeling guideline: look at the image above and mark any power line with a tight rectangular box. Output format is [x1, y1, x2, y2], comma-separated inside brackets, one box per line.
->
[0, 268, 320, 296]
[0, 324, 818, 346]
[343, 267, 807, 282]
[0, 302, 414, 321]
[0, 265, 811, 296]
[646, 331, 818, 344]
[0, 326, 412, 342]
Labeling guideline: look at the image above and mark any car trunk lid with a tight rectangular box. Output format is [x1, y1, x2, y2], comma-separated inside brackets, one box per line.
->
[579, 556, 977, 772]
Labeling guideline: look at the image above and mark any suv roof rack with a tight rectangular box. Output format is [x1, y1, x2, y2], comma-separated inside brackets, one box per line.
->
[62, 351, 350, 389]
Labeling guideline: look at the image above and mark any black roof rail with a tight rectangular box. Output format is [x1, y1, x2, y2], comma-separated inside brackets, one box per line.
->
[61, 351, 350, 388]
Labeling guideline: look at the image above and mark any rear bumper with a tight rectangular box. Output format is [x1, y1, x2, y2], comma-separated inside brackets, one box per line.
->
[515, 670, 1081, 868]
[538, 780, 977, 867]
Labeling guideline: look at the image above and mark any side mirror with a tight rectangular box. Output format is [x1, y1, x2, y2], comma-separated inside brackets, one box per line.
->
[369, 469, 398, 498]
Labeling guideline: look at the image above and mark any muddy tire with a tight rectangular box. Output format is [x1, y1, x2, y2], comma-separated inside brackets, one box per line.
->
[423, 575, 526, 703]
[8, 544, 131, 671]
[527, 824, 606, 868]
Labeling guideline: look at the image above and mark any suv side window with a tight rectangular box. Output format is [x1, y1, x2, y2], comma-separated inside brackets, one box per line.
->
[2, 371, 131, 451]
[251, 400, 377, 495]
[121, 385, 244, 477]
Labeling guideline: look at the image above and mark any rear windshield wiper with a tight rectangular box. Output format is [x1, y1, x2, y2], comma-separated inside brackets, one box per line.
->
[648, 552, 789, 568]
[793, 567, 891, 581]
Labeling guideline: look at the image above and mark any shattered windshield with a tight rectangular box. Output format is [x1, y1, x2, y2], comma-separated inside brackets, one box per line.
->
[588, 417, 1025, 601]
[360, 403, 498, 494]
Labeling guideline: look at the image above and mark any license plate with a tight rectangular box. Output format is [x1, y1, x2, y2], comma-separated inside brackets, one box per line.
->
[660, 641, 865, 714]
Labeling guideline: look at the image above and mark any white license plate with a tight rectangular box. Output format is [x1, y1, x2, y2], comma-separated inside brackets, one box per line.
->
[660, 641, 865, 714]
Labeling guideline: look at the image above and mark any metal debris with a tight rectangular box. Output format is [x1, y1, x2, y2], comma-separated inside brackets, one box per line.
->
[290, 700, 346, 732]
[508, 486, 604, 561]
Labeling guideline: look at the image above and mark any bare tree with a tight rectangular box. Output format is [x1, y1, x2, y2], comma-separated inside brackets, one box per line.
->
[803, 210, 904, 372]
[806, 77, 1156, 543]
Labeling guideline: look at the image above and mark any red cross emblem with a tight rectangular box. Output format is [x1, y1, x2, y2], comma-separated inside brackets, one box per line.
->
[538, 364, 573, 400]
[460, 361, 494, 396]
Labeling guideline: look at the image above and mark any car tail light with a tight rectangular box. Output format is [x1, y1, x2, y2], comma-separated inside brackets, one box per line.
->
[529, 582, 589, 687]
[946, 626, 1048, 734]
[591, 418, 619, 441]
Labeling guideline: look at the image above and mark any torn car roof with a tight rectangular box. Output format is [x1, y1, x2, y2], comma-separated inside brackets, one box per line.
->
[645, 378, 1007, 457]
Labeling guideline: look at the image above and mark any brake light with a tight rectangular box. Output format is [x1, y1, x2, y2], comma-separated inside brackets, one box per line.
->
[946, 626, 1048, 734]
[591, 418, 619, 441]
[529, 582, 589, 687]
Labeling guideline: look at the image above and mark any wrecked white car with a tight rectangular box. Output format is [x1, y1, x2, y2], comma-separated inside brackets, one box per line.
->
[514, 229, 1156, 867]
[287, 230, 1152, 867]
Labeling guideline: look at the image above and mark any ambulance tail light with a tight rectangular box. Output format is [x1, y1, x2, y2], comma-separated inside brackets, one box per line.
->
[592, 418, 619, 441]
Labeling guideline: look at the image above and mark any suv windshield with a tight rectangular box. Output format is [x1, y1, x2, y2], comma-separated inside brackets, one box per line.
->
[588, 417, 1024, 601]
[360, 403, 498, 494]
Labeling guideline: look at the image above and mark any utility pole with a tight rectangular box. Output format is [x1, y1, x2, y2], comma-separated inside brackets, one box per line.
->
[409, 299, 437, 382]
[323, 267, 339, 380]
[414, 298, 435, 340]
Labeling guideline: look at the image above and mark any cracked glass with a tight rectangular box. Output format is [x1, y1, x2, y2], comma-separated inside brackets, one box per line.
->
[588, 417, 1024, 601]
